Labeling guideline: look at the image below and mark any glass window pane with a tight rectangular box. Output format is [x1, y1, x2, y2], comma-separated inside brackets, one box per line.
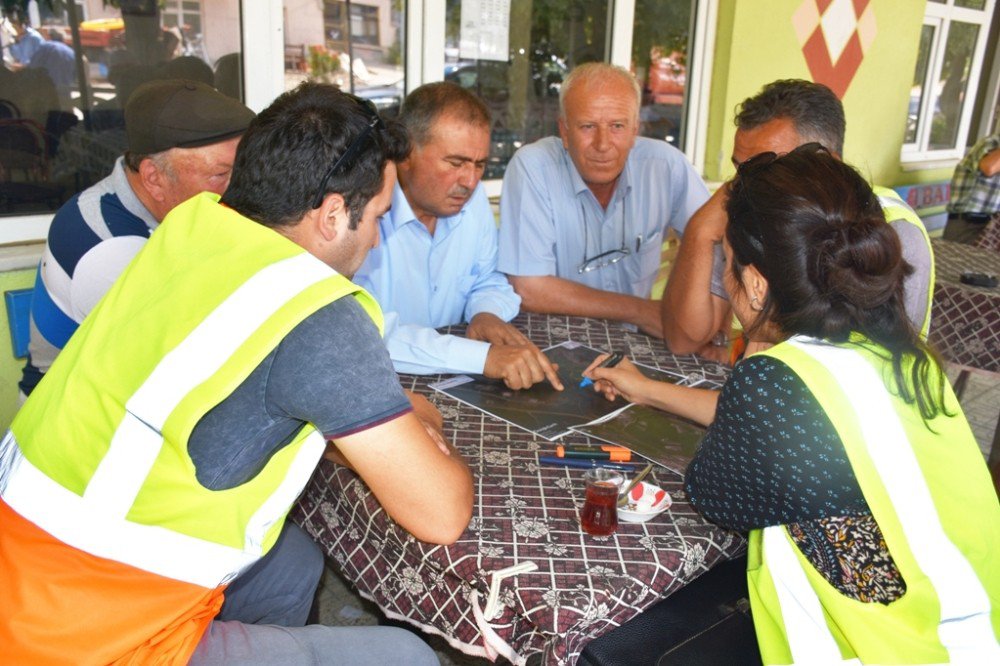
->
[905, 23, 935, 145]
[928, 21, 979, 150]
[631, 0, 694, 147]
[0, 0, 240, 218]
[954, 0, 986, 9]
[283, 1, 405, 121]
[445, 0, 610, 179]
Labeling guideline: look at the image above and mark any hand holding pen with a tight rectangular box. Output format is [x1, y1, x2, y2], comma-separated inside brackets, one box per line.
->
[581, 353, 650, 404]
[579, 352, 623, 388]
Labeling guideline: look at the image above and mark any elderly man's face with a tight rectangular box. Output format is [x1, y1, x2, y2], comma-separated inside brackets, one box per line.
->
[731, 117, 803, 167]
[159, 135, 242, 214]
[398, 113, 490, 223]
[558, 76, 639, 192]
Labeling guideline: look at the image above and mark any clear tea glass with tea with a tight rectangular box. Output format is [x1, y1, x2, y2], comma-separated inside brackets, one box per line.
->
[580, 468, 623, 536]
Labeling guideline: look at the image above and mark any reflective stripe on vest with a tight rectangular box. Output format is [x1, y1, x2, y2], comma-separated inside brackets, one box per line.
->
[84, 253, 331, 522]
[0, 251, 337, 586]
[1, 429, 268, 587]
[752, 337, 999, 664]
[873, 186, 935, 337]
[3, 195, 380, 588]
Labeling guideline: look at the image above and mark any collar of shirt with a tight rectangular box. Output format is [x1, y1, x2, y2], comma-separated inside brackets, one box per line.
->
[562, 142, 633, 212]
[387, 181, 475, 238]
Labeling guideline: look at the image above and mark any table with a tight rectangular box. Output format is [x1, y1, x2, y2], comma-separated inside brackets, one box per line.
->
[292, 313, 745, 665]
[930, 239, 1000, 373]
[928, 239, 1000, 491]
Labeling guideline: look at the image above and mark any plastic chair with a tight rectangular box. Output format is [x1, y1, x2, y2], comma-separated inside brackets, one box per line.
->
[4, 288, 32, 359]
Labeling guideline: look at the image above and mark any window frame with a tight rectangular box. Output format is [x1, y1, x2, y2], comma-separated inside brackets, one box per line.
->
[900, 0, 996, 165]
[1, 0, 715, 245]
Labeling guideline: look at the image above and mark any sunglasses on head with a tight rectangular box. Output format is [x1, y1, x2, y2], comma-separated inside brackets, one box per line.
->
[312, 95, 384, 209]
[735, 141, 830, 176]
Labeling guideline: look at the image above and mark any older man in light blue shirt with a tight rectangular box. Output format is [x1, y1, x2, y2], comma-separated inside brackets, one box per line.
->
[356, 181, 520, 374]
[499, 63, 708, 337]
[355, 82, 562, 391]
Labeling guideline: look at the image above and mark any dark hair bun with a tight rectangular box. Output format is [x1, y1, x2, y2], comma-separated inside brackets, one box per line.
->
[810, 216, 909, 314]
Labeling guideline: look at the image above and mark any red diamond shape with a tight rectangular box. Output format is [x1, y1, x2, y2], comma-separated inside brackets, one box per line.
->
[800, 0, 871, 99]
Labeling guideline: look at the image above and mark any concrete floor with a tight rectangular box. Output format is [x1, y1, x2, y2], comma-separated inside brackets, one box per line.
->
[314, 363, 999, 664]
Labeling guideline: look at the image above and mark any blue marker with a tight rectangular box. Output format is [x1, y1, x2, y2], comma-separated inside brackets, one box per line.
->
[579, 352, 624, 388]
[538, 456, 643, 472]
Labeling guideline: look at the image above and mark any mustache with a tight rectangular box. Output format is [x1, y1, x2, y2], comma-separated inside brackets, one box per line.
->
[447, 185, 472, 198]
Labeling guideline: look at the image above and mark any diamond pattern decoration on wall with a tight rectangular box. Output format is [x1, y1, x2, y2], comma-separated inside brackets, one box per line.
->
[793, 0, 876, 99]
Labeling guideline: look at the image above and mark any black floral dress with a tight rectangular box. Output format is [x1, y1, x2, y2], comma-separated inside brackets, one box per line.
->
[685, 355, 906, 604]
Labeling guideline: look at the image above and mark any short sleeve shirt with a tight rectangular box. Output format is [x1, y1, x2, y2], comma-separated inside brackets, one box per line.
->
[189, 296, 411, 490]
[498, 137, 709, 298]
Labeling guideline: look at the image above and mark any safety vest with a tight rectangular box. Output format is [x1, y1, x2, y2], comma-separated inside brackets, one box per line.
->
[747, 336, 1000, 664]
[873, 186, 935, 338]
[0, 193, 382, 665]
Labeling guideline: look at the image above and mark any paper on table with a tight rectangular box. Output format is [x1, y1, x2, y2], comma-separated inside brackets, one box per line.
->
[431, 341, 697, 445]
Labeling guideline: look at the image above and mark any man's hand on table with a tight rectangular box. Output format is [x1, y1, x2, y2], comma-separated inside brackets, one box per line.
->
[466, 312, 532, 346]
[484, 343, 563, 391]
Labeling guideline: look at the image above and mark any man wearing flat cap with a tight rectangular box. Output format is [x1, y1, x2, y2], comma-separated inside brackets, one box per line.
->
[19, 79, 254, 398]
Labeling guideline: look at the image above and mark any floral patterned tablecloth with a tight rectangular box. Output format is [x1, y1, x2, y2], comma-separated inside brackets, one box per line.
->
[292, 313, 746, 665]
[929, 239, 1000, 373]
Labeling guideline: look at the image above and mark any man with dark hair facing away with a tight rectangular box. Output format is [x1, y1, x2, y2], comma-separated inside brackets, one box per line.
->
[0, 82, 472, 665]
[661, 79, 933, 357]
[354, 81, 562, 390]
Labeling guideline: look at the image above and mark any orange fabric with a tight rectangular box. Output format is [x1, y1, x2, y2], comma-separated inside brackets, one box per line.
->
[0, 499, 226, 665]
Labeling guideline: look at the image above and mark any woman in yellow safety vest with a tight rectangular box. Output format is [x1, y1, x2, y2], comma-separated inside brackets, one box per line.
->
[584, 144, 1000, 664]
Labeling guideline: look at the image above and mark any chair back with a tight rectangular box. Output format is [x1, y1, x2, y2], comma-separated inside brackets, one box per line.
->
[4, 288, 32, 359]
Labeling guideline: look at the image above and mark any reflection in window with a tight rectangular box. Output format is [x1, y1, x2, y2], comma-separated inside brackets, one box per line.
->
[905, 24, 934, 145]
[902, 0, 994, 159]
[445, 0, 609, 179]
[929, 21, 977, 150]
[0, 0, 241, 217]
[631, 0, 694, 147]
[283, 0, 404, 119]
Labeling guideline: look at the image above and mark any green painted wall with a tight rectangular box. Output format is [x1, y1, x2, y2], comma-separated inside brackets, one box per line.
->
[706, 1, 943, 187]
[0, 268, 33, 431]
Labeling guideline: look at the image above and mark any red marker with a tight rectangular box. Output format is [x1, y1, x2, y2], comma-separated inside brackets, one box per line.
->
[556, 445, 632, 462]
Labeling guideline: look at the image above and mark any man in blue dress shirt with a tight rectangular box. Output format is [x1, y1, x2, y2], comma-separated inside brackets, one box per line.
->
[354, 82, 562, 390]
[8, 16, 43, 65]
[498, 63, 709, 338]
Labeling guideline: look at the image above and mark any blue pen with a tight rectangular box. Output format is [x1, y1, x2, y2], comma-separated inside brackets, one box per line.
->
[538, 455, 642, 472]
[579, 352, 624, 388]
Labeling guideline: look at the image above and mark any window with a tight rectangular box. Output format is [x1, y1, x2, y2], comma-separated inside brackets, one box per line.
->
[0, 0, 240, 231]
[443, 0, 607, 179]
[902, 0, 995, 162]
[283, 0, 403, 117]
[631, 0, 696, 148]
[161, 0, 203, 43]
[437, 0, 707, 180]
[1, 0, 710, 244]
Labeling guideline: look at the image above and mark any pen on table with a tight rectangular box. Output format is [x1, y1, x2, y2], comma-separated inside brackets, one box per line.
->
[537, 455, 643, 472]
[556, 444, 632, 462]
[579, 352, 624, 388]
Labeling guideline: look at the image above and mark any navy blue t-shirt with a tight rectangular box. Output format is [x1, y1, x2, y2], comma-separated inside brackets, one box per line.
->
[189, 296, 411, 490]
